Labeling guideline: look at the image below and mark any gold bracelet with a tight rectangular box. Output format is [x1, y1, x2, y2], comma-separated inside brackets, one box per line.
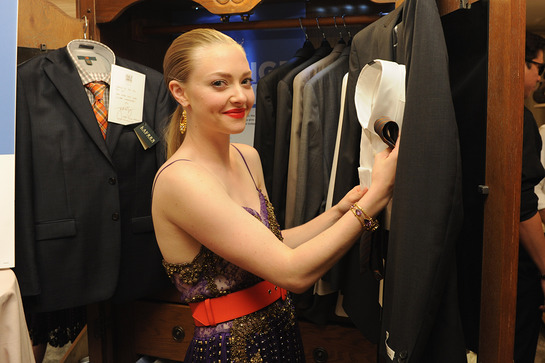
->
[350, 203, 379, 231]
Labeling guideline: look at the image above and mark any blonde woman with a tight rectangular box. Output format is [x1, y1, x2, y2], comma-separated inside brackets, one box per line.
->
[152, 28, 398, 362]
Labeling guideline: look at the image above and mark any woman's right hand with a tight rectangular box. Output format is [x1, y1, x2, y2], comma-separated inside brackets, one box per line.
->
[368, 142, 399, 203]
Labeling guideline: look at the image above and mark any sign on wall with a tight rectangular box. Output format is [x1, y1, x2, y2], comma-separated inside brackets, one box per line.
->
[228, 28, 306, 146]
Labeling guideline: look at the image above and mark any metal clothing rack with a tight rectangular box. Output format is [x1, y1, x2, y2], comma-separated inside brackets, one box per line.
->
[141, 15, 380, 35]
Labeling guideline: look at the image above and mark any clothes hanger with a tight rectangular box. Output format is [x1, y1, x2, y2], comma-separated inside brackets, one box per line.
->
[341, 15, 353, 45]
[298, 18, 314, 49]
[333, 16, 346, 45]
[316, 17, 331, 48]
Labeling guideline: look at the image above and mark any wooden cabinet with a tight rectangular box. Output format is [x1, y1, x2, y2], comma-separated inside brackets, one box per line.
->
[132, 301, 194, 361]
[87, 291, 378, 362]
[299, 321, 377, 363]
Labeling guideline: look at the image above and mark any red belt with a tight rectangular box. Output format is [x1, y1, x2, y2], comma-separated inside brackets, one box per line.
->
[188, 281, 287, 327]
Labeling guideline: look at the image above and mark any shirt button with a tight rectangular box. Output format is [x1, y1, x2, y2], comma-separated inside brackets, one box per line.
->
[108, 177, 117, 185]
[112, 213, 119, 221]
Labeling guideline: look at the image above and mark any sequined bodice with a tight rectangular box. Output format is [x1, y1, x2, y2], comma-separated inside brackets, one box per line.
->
[162, 188, 283, 304]
[157, 145, 304, 362]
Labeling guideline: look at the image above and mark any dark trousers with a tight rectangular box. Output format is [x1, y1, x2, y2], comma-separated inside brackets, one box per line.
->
[515, 246, 544, 363]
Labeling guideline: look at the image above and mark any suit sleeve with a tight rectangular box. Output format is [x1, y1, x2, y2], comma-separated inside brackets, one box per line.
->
[14, 70, 40, 296]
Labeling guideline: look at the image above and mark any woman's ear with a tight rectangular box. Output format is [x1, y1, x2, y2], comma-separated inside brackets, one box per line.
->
[169, 80, 189, 108]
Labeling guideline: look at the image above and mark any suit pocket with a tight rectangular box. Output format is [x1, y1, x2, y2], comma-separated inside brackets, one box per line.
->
[35, 219, 77, 241]
[131, 215, 154, 234]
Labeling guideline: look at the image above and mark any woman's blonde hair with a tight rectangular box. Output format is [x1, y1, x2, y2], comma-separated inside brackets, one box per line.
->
[162, 28, 244, 158]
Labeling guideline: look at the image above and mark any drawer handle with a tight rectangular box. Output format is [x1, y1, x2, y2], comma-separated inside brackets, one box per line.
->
[172, 326, 185, 342]
[313, 347, 328, 362]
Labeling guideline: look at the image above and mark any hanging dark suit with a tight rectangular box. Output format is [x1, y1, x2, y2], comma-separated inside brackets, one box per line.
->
[379, 0, 466, 361]
[271, 42, 332, 228]
[295, 44, 350, 225]
[14, 45, 175, 313]
[332, 0, 466, 360]
[328, 6, 403, 344]
[442, 2, 488, 353]
[254, 40, 315, 193]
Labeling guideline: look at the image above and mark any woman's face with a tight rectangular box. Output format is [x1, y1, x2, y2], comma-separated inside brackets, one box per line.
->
[177, 43, 254, 136]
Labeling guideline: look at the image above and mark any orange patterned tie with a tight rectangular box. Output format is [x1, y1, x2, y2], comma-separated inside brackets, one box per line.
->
[86, 82, 108, 138]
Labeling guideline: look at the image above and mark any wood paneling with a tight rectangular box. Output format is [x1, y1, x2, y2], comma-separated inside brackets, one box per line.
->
[479, 0, 525, 361]
[133, 301, 194, 362]
[18, 0, 84, 49]
[299, 321, 377, 362]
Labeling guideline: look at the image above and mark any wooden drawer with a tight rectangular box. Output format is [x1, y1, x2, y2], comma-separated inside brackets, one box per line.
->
[133, 301, 194, 361]
[299, 321, 377, 362]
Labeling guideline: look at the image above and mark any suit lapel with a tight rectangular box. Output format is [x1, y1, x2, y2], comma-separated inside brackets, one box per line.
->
[43, 48, 113, 164]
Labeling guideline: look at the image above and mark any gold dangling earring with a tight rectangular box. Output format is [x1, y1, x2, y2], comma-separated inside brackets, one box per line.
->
[179, 109, 187, 135]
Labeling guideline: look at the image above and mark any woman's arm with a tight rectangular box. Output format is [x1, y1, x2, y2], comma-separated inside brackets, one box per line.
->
[153, 145, 397, 294]
[280, 186, 365, 248]
[239, 143, 396, 249]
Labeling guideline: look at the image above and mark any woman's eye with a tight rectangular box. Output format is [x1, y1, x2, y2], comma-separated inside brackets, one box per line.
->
[242, 78, 254, 86]
[211, 80, 226, 87]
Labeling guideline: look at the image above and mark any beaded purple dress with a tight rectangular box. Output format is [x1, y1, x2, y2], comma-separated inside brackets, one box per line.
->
[160, 147, 305, 363]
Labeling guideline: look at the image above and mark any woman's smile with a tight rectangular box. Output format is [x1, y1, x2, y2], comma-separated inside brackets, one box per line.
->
[223, 108, 247, 119]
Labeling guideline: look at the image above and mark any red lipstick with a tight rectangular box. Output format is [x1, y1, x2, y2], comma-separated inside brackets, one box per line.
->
[224, 108, 246, 119]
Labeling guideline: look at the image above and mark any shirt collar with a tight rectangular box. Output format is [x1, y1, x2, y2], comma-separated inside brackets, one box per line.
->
[67, 39, 116, 85]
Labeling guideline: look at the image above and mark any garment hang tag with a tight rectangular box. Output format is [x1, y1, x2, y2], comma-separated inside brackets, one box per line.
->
[134, 122, 159, 150]
[108, 64, 145, 125]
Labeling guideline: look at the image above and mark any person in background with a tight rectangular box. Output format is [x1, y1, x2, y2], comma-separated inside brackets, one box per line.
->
[517, 31, 545, 363]
[151, 28, 398, 362]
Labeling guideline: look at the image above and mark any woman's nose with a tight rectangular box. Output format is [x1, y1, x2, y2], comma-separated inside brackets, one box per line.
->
[231, 85, 249, 103]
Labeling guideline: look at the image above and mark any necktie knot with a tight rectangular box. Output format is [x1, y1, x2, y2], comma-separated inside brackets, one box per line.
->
[86, 82, 107, 101]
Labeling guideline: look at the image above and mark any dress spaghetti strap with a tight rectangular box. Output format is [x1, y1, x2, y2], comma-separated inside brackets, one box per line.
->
[153, 145, 257, 197]
[231, 144, 258, 190]
[151, 159, 191, 196]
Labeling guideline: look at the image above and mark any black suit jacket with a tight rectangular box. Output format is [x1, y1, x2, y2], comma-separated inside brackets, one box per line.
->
[254, 40, 315, 193]
[442, 2, 488, 353]
[332, 1, 467, 360]
[14, 46, 175, 312]
[379, 0, 466, 361]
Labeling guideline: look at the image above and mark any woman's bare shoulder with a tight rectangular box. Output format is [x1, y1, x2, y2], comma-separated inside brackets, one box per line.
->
[154, 157, 222, 201]
[232, 143, 264, 171]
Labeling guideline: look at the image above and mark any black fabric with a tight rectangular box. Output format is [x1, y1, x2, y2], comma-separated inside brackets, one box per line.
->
[26, 306, 86, 348]
[441, 1, 488, 353]
[14, 46, 175, 313]
[254, 40, 315, 194]
[521, 107, 545, 222]
[377, 0, 467, 360]
[513, 107, 545, 362]
[514, 246, 543, 363]
[324, 5, 402, 346]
